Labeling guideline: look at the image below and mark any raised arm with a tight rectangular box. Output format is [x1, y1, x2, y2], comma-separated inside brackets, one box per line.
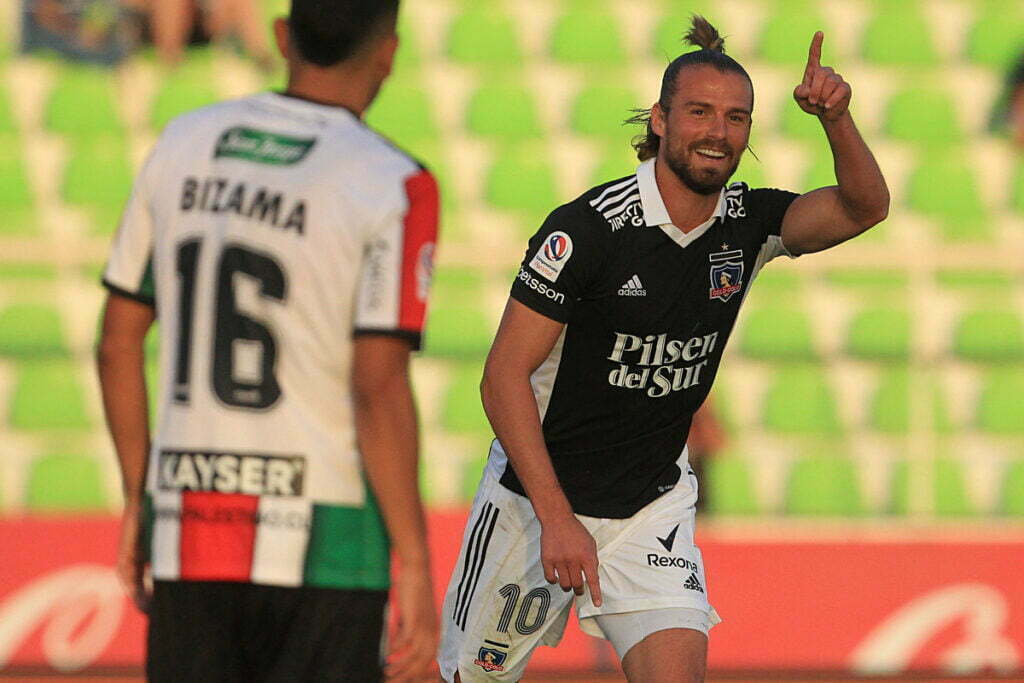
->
[481, 298, 602, 607]
[351, 335, 438, 680]
[781, 31, 890, 255]
[97, 293, 156, 611]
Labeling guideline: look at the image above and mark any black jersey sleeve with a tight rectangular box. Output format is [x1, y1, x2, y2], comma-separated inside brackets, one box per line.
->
[747, 187, 800, 237]
[509, 202, 606, 323]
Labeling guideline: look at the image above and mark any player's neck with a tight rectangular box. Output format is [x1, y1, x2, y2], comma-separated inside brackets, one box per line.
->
[652, 156, 721, 234]
[284, 66, 377, 118]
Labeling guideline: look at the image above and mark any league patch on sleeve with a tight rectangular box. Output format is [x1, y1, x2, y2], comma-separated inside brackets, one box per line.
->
[529, 231, 574, 282]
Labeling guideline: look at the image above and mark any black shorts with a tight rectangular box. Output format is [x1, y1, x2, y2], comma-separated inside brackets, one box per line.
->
[147, 580, 388, 682]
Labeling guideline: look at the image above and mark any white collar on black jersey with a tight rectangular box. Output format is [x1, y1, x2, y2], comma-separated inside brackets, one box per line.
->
[636, 158, 727, 249]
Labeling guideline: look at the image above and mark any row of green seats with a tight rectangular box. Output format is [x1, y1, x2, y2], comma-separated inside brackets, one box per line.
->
[441, 0, 1024, 69]
[706, 454, 1024, 516]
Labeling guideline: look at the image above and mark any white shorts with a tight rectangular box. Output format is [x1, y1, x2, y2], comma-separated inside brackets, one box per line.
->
[438, 447, 720, 681]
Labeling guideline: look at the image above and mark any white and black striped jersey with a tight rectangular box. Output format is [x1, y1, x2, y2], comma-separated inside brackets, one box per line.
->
[102, 93, 438, 588]
[502, 158, 797, 518]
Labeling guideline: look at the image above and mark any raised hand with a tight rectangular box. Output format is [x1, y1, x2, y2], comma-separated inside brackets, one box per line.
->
[793, 31, 851, 121]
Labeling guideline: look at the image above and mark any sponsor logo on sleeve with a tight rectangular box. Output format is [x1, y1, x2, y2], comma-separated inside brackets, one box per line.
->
[416, 242, 434, 302]
[529, 231, 573, 282]
[158, 450, 306, 496]
[708, 249, 744, 302]
[517, 268, 566, 305]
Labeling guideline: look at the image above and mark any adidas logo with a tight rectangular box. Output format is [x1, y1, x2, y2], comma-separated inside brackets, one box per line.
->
[618, 274, 646, 296]
[683, 572, 704, 593]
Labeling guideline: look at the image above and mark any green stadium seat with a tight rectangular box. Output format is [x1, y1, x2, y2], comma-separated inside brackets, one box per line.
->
[884, 88, 963, 145]
[652, 5, 713, 61]
[952, 310, 1024, 361]
[26, 453, 107, 511]
[740, 307, 817, 360]
[9, 360, 91, 431]
[801, 146, 836, 191]
[862, 1, 938, 66]
[446, 6, 522, 65]
[460, 441, 493, 502]
[62, 135, 133, 234]
[762, 365, 841, 435]
[757, 1, 829, 65]
[732, 149, 767, 188]
[151, 59, 220, 131]
[550, 3, 628, 66]
[441, 361, 490, 434]
[905, 152, 991, 241]
[465, 82, 543, 141]
[393, 8, 422, 72]
[705, 456, 759, 515]
[845, 307, 911, 360]
[890, 458, 974, 516]
[785, 455, 863, 515]
[45, 64, 123, 138]
[0, 262, 57, 281]
[976, 367, 1024, 434]
[485, 146, 559, 216]
[0, 137, 34, 209]
[424, 267, 494, 359]
[965, 1, 1024, 69]
[570, 84, 642, 141]
[868, 369, 953, 435]
[936, 269, 1014, 290]
[750, 269, 801, 293]
[591, 145, 640, 186]
[1000, 459, 1024, 516]
[0, 304, 68, 358]
[365, 81, 439, 146]
[1009, 161, 1024, 215]
[779, 98, 826, 142]
[826, 268, 908, 290]
[0, 83, 16, 133]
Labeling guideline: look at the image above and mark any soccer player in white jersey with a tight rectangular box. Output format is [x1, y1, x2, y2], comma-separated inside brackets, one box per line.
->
[97, 1, 439, 680]
[438, 17, 889, 682]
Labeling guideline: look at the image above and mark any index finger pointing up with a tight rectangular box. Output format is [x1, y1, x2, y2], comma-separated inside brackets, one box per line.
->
[807, 31, 824, 69]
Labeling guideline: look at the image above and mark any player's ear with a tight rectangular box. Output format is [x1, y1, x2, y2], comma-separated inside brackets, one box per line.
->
[372, 31, 399, 78]
[272, 18, 290, 61]
[651, 102, 667, 138]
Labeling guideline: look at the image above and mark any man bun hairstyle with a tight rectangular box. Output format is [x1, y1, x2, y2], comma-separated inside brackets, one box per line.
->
[628, 15, 753, 161]
[289, 0, 400, 67]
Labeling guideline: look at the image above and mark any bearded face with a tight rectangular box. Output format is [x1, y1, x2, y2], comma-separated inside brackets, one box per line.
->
[654, 65, 753, 195]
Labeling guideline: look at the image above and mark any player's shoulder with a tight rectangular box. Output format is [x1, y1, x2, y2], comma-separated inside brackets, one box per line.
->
[576, 173, 645, 234]
[723, 181, 799, 219]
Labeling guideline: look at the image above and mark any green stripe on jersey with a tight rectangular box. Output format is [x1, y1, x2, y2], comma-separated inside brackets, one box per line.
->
[302, 493, 390, 589]
[139, 256, 155, 300]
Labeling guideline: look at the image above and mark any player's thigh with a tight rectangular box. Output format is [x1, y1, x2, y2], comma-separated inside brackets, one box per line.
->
[621, 627, 708, 683]
[147, 580, 246, 683]
[438, 471, 573, 682]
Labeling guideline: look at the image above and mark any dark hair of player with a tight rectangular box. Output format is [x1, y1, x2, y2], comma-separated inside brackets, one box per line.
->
[628, 16, 753, 161]
[288, 0, 400, 67]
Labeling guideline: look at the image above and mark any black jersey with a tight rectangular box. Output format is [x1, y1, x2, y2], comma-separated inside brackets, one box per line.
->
[502, 159, 799, 518]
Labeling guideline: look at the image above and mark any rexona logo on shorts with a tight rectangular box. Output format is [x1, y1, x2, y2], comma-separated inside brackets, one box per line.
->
[474, 647, 507, 673]
[158, 450, 306, 496]
[529, 231, 573, 282]
[214, 127, 317, 166]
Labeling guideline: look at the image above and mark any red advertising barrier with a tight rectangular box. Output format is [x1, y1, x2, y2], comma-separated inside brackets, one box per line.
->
[1, 514, 1022, 675]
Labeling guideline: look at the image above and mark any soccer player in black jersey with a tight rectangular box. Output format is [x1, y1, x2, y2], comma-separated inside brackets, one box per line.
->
[438, 16, 888, 683]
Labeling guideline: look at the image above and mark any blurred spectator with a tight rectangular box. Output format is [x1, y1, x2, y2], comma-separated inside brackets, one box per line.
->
[992, 51, 1024, 146]
[688, 397, 727, 513]
[122, 0, 273, 70]
[22, 0, 131, 64]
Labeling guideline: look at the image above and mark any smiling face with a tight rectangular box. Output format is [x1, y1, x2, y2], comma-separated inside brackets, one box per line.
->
[652, 65, 754, 195]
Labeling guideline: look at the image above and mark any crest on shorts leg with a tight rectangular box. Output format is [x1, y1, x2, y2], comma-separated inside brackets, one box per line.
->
[474, 647, 507, 672]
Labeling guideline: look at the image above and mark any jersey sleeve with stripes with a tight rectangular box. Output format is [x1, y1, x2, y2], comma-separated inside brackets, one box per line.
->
[353, 167, 439, 350]
[102, 146, 159, 306]
[510, 202, 607, 324]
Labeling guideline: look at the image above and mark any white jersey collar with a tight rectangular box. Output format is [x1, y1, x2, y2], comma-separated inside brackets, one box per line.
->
[255, 91, 363, 126]
[636, 158, 726, 249]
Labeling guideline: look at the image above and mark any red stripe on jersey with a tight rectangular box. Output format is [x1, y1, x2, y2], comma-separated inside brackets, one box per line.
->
[398, 169, 439, 331]
[178, 492, 259, 581]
